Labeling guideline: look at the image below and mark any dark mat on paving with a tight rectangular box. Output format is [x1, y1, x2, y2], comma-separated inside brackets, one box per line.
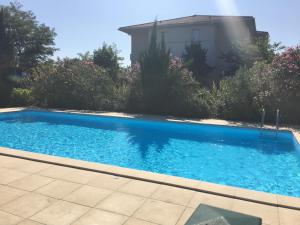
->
[185, 204, 262, 225]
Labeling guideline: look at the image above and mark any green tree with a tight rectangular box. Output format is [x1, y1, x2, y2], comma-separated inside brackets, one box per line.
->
[0, 6, 15, 106]
[256, 36, 283, 63]
[138, 20, 170, 113]
[221, 36, 282, 75]
[0, 2, 56, 74]
[0, 7, 14, 76]
[182, 42, 212, 85]
[0, 2, 56, 106]
[220, 41, 260, 75]
[93, 43, 123, 78]
[77, 51, 92, 61]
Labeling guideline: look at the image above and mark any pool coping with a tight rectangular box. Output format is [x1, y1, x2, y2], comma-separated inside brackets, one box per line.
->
[1, 107, 300, 211]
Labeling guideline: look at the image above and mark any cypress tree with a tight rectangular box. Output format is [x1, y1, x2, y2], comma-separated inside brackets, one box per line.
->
[139, 20, 170, 113]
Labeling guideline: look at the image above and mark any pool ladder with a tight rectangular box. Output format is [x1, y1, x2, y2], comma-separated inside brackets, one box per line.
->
[260, 108, 266, 128]
[260, 109, 280, 130]
[276, 109, 280, 130]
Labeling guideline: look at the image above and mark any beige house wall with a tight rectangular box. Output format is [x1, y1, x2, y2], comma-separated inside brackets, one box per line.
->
[157, 24, 217, 65]
[130, 30, 149, 63]
[129, 21, 254, 67]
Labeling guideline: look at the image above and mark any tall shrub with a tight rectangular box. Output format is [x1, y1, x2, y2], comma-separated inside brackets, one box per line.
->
[29, 59, 120, 110]
[272, 46, 300, 123]
[215, 67, 258, 121]
[166, 57, 211, 118]
[139, 21, 170, 113]
[221, 37, 282, 76]
[183, 42, 212, 85]
[0, 6, 14, 106]
[93, 43, 123, 80]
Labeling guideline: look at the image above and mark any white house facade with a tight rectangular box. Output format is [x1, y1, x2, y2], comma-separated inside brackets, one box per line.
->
[119, 15, 268, 68]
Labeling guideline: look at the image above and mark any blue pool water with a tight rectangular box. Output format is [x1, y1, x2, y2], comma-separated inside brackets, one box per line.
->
[0, 110, 300, 197]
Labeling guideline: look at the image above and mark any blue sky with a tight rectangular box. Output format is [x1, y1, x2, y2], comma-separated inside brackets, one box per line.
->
[1, 0, 300, 65]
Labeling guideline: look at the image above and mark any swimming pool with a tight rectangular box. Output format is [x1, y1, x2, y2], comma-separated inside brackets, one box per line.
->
[0, 110, 300, 197]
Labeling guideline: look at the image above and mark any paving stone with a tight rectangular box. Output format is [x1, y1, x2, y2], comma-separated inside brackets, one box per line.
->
[0, 185, 26, 206]
[17, 220, 44, 225]
[278, 207, 300, 225]
[118, 180, 159, 197]
[64, 185, 112, 207]
[87, 173, 130, 190]
[0, 193, 55, 218]
[96, 192, 145, 216]
[35, 180, 81, 199]
[151, 185, 195, 206]
[30, 200, 89, 225]
[0, 168, 29, 185]
[0, 210, 22, 225]
[72, 209, 128, 225]
[38, 166, 76, 179]
[61, 170, 97, 184]
[133, 199, 185, 225]
[9, 175, 54, 191]
[124, 218, 158, 225]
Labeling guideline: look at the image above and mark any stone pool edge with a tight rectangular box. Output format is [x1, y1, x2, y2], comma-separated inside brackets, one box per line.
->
[1, 107, 300, 211]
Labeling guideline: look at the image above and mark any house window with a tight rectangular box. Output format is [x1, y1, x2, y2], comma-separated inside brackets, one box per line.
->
[191, 29, 201, 42]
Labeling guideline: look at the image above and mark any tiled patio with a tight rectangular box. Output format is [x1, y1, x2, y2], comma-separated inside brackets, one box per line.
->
[0, 155, 300, 225]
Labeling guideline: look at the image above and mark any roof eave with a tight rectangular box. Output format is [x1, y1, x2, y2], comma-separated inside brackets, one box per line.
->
[119, 17, 256, 34]
[119, 26, 151, 35]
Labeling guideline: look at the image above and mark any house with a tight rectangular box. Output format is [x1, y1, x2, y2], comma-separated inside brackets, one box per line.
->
[119, 15, 268, 69]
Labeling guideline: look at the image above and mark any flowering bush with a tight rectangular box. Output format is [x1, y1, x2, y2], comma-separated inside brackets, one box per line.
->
[29, 59, 121, 110]
[273, 46, 300, 74]
[272, 46, 300, 93]
[168, 57, 184, 71]
[166, 61, 211, 117]
[213, 48, 300, 123]
[270, 46, 300, 123]
[127, 55, 211, 118]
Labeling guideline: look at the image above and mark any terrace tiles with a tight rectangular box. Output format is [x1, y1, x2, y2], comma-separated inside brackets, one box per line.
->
[0, 185, 26, 206]
[87, 173, 131, 190]
[17, 220, 44, 225]
[0, 155, 299, 224]
[0, 210, 22, 225]
[30, 200, 89, 225]
[118, 180, 160, 197]
[133, 199, 185, 225]
[72, 208, 128, 225]
[35, 180, 81, 199]
[124, 218, 158, 225]
[96, 192, 145, 216]
[64, 185, 112, 207]
[0, 168, 29, 185]
[0, 192, 56, 218]
[150, 185, 196, 206]
[278, 207, 300, 225]
[8, 175, 54, 192]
